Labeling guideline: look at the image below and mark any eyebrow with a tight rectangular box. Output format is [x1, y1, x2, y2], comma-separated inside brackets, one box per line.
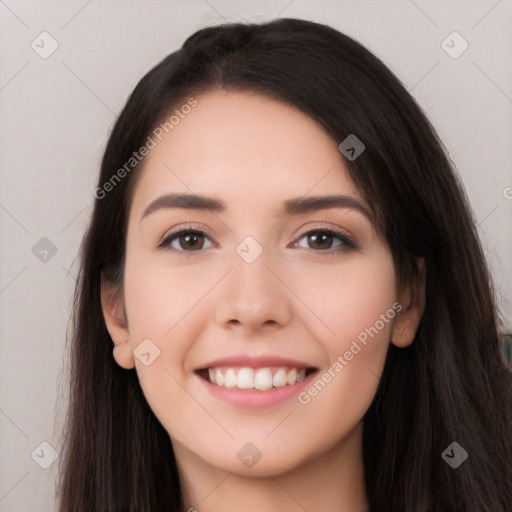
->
[140, 193, 372, 221]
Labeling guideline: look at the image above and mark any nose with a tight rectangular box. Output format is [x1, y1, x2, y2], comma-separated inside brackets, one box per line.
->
[214, 246, 293, 333]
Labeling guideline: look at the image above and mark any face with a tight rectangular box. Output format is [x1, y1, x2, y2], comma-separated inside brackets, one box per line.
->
[102, 89, 422, 477]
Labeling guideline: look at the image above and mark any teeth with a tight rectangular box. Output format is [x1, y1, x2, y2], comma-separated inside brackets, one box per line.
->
[254, 368, 273, 390]
[237, 368, 254, 389]
[224, 368, 237, 388]
[205, 366, 309, 390]
[273, 368, 287, 387]
[215, 368, 224, 386]
[286, 368, 297, 385]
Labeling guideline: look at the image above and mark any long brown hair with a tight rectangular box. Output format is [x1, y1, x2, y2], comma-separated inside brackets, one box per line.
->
[56, 18, 512, 511]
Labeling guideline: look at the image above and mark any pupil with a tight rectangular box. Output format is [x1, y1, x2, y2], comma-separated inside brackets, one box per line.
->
[310, 233, 331, 249]
[183, 234, 202, 250]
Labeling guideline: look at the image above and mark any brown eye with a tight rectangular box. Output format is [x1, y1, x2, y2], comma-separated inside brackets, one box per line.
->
[307, 232, 335, 250]
[159, 229, 213, 253]
[295, 229, 358, 252]
[176, 232, 205, 250]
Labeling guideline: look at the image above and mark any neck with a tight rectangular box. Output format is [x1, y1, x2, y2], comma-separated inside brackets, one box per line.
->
[175, 422, 369, 512]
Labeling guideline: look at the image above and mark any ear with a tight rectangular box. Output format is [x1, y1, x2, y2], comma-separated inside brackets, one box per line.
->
[390, 258, 426, 348]
[100, 275, 135, 369]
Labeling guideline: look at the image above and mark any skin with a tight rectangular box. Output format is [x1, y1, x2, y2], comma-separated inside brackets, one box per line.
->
[101, 89, 425, 512]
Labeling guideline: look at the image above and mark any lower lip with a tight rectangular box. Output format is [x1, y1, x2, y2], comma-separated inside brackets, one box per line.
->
[197, 372, 317, 408]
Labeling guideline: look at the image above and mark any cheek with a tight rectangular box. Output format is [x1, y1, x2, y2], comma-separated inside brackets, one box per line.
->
[292, 251, 396, 425]
[122, 248, 219, 402]
[123, 247, 211, 343]
[121, 254, 208, 431]
[291, 248, 397, 348]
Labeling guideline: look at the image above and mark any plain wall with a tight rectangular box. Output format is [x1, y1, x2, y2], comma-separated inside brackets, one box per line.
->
[0, 1, 510, 510]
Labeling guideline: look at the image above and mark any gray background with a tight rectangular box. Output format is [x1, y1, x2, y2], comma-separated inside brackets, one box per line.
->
[1, 1, 511, 510]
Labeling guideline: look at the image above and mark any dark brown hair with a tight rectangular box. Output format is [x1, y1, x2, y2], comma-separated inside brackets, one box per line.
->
[56, 18, 512, 511]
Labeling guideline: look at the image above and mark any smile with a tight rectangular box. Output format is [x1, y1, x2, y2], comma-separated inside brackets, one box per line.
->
[197, 366, 317, 391]
[194, 356, 319, 407]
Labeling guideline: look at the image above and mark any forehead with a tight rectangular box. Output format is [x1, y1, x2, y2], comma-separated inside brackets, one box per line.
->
[130, 90, 363, 216]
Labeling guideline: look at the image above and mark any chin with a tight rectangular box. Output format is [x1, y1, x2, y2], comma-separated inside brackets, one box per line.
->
[199, 442, 311, 477]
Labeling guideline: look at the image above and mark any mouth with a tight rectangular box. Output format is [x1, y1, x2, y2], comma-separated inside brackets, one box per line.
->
[195, 366, 318, 391]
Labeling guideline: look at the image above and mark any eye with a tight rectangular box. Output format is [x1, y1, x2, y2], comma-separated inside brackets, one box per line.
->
[158, 229, 214, 253]
[158, 226, 359, 255]
[293, 229, 358, 252]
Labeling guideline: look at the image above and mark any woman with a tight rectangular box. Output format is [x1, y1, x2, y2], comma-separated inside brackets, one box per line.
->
[56, 18, 512, 512]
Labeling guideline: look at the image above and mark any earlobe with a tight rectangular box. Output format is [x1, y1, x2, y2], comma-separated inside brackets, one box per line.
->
[100, 276, 135, 369]
[390, 258, 426, 348]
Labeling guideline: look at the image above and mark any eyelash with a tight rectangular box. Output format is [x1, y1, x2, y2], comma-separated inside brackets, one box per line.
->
[158, 225, 359, 256]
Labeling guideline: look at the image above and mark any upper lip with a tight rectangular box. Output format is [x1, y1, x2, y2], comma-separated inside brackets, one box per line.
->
[196, 355, 317, 370]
